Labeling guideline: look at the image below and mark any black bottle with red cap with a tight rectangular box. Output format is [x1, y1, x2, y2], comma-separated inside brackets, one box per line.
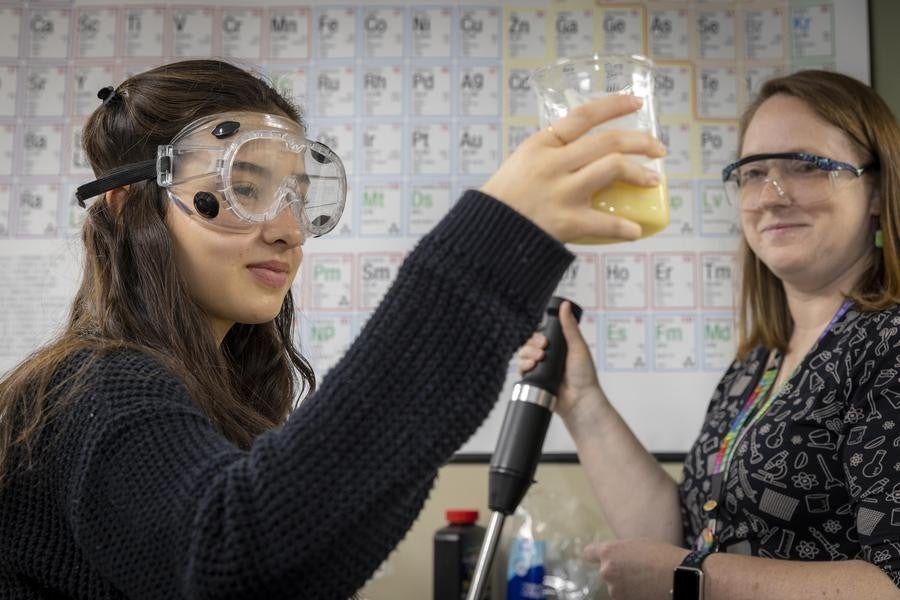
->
[433, 509, 489, 600]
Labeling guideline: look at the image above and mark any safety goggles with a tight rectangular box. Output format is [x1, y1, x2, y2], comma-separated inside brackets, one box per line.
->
[721, 152, 874, 212]
[75, 111, 347, 236]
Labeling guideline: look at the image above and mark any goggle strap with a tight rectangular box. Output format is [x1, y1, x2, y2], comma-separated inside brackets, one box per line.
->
[74, 158, 158, 207]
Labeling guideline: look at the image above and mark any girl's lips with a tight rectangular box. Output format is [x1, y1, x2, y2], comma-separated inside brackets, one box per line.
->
[247, 260, 289, 272]
[247, 264, 289, 288]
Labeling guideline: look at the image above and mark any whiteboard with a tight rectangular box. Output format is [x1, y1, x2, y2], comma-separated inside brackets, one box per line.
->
[0, 0, 870, 458]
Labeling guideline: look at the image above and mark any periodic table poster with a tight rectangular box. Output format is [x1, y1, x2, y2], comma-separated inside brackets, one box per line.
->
[0, 0, 870, 455]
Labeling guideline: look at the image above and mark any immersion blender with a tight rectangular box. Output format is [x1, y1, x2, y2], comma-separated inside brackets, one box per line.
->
[465, 296, 582, 600]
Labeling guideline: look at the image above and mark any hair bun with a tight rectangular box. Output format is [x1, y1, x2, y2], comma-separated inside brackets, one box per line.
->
[97, 86, 117, 106]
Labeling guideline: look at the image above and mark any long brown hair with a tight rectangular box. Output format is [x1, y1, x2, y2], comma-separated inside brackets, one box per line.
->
[736, 70, 900, 358]
[0, 60, 316, 484]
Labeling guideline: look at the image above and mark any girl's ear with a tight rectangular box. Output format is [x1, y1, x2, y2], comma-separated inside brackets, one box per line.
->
[103, 185, 130, 217]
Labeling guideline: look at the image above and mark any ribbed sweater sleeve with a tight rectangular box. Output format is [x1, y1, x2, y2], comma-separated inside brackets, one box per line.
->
[62, 190, 573, 599]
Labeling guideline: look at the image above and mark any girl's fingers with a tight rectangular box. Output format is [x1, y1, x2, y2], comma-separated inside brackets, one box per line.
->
[560, 129, 666, 172]
[546, 95, 644, 145]
[575, 211, 642, 242]
[574, 153, 662, 195]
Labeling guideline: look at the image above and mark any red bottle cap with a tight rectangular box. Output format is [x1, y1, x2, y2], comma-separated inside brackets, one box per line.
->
[445, 509, 479, 524]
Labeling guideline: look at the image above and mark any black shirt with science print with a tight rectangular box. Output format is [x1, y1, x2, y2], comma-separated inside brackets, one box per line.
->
[680, 304, 900, 588]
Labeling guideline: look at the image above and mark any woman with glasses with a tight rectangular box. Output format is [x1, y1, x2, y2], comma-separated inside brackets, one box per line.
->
[520, 70, 900, 599]
[0, 59, 665, 599]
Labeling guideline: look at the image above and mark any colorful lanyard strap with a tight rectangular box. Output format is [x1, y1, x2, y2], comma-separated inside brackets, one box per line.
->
[694, 354, 779, 552]
[693, 299, 853, 553]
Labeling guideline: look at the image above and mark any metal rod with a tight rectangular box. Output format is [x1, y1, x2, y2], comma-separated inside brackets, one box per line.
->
[466, 511, 506, 600]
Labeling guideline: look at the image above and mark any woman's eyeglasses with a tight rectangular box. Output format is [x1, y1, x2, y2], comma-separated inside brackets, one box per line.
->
[721, 152, 876, 211]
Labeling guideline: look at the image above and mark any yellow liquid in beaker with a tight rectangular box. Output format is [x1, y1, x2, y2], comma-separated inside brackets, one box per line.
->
[573, 178, 670, 245]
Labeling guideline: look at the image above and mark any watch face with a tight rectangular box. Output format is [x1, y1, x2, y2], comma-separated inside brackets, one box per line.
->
[673, 567, 703, 599]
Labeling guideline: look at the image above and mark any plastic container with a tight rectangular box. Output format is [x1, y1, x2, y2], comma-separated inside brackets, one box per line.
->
[434, 509, 488, 600]
[530, 54, 670, 245]
[507, 537, 545, 600]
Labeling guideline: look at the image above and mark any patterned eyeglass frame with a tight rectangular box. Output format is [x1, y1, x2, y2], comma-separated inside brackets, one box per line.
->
[721, 152, 872, 186]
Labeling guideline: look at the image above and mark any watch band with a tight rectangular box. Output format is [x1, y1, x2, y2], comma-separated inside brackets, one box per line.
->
[681, 548, 712, 569]
[672, 549, 712, 600]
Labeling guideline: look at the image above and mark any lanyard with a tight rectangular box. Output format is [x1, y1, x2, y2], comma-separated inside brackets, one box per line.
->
[693, 299, 852, 553]
[712, 356, 779, 475]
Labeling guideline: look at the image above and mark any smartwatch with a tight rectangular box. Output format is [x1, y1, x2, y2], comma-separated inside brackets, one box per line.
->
[672, 549, 712, 600]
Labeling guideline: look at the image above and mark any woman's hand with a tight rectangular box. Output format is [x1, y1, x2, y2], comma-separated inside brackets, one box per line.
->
[480, 94, 666, 244]
[517, 301, 607, 422]
[584, 539, 689, 600]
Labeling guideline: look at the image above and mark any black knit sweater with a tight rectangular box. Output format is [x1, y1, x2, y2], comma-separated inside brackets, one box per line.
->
[0, 191, 573, 599]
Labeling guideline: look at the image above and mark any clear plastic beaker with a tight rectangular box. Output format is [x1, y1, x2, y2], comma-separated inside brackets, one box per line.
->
[530, 54, 669, 245]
